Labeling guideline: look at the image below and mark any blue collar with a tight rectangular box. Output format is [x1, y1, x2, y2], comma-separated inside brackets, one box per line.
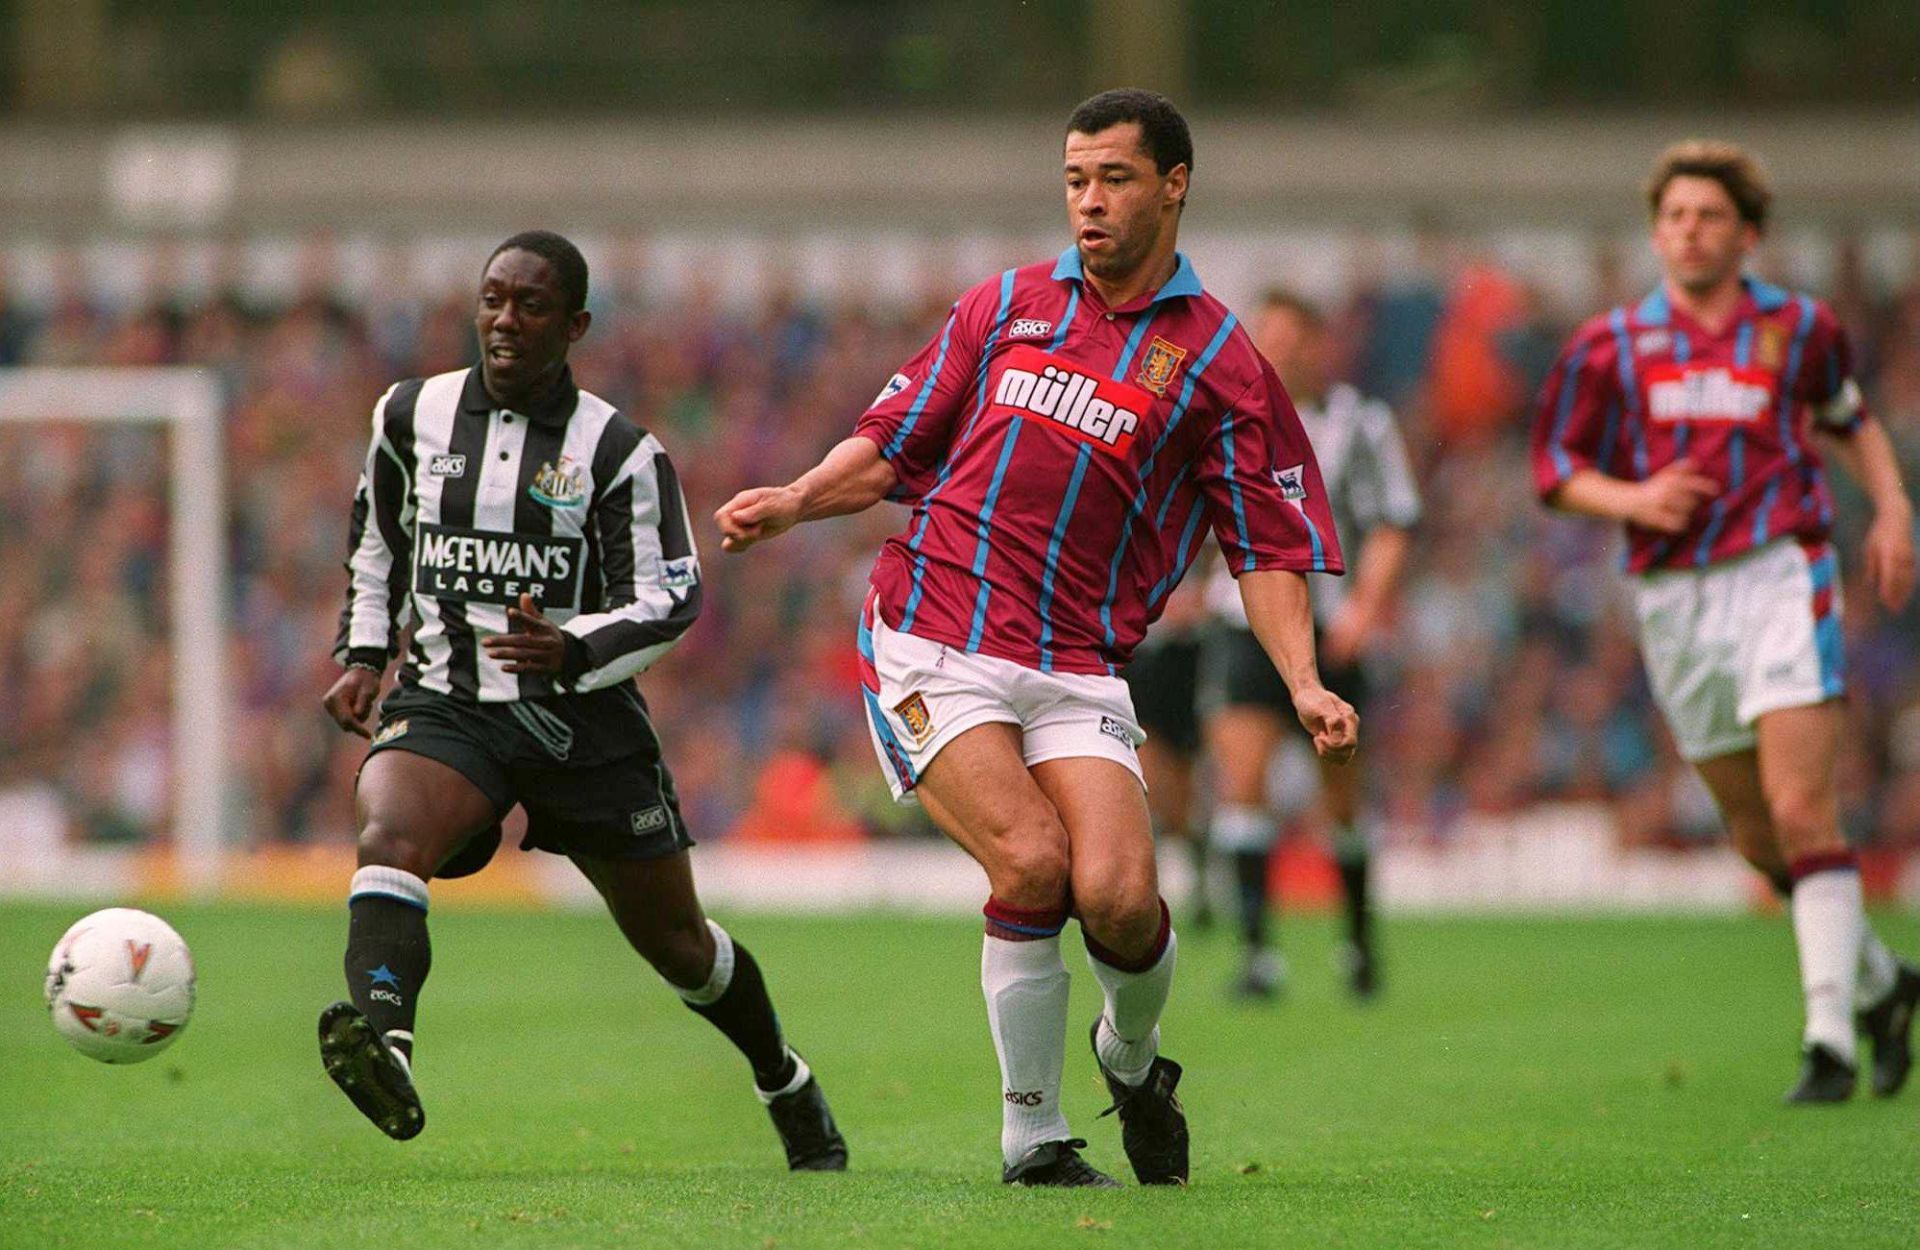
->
[1052, 247, 1204, 304]
[1638, 274, 1791, 324]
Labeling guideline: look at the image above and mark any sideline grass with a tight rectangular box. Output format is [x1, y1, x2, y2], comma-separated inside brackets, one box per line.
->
[2, 902, 1915, 1248]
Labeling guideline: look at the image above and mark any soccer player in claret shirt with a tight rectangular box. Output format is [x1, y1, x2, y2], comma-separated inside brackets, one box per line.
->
[1532, 142, 1920, 1103]
[718, 89, 1355, 1186]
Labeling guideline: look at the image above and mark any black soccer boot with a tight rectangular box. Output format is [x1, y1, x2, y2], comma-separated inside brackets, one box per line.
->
[1342, 939, 1380, 1001]
[1002, 1138, 1121, 1188]
[1234, 948, 1284, 1001]
[1856, 961, 1920, 1098]
[1781, 1042, 1856, 1105]
[318, 1000, 425, 1140]
[1090, 1017, 1190, 1185]
[765, 1073, 848, 1171]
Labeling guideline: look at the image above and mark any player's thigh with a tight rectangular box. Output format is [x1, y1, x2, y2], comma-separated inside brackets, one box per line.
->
[571, 849, 714, 985]
[1029, 754, 1158, 937]
[1205, 705, 1286, 804]
[355, 748, 502, 876]
[916, 721, 1071, 907]
[1692, 748, 1781, 873]
[1753, 701, 1846, 857]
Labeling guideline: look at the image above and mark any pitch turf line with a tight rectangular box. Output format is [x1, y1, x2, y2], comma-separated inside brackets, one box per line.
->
[1, 903, 1915, 1248]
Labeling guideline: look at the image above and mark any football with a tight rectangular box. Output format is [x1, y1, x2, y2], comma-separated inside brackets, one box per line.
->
[44, 908, 196, 1064]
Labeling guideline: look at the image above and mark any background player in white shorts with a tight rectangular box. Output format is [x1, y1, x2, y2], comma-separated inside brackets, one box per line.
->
[1532, 141, 1918, 1102]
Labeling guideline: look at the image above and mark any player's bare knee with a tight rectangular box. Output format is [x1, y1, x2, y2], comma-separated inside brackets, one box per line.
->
[1766, 788, 1838, 854]
[990, 830, 1070, 911]
[355, 820, 435, 879]
[1074, 865, 1159, 948]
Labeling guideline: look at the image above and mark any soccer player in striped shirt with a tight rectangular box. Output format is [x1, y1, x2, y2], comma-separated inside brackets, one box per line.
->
[319, 232, 846, 1167]
[1532, 142, 1919, 1103]
[718, 90, 1355, 1186]
[1201, 290, 1421, 1002]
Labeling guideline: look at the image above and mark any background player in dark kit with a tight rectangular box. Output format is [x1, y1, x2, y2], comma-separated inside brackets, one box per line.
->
[318, 232, 846, 1169]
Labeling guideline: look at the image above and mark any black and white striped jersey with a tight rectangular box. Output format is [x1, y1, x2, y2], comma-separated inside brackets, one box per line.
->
[334, 366, 700, 702]
[1206, 382, 1421, 628]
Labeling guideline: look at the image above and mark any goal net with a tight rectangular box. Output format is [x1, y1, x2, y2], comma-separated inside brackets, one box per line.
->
[0, 367, 229, 895]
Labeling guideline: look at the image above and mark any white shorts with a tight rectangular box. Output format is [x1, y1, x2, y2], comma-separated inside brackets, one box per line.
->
[856, 596, 1146, 805]
[1632, 537, 1845, 762]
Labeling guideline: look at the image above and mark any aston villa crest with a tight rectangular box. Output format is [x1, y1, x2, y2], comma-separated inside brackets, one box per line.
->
[1136, 336, 1188, 396]
[893, 692, 934, 745]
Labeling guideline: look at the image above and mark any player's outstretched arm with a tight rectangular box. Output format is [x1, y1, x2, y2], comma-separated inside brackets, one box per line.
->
[1239, 568, 1358, 764]
[715, 437, 899, 553]
[1816, 419, 1917, 611]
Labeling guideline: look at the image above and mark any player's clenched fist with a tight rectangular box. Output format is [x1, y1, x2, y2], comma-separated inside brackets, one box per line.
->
[323, 666, 383, 739]
[1629, 458, 1720, 535]
[715, 485, 804, 552]
[1293, 685, 1359, 764]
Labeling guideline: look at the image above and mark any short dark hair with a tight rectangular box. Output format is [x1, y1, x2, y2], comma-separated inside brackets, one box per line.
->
[1066, 88, 1193, 181]
[484, 230, 589, 313]
[1259, 287, 1324, 329]
[1645, 141, 1773, 230]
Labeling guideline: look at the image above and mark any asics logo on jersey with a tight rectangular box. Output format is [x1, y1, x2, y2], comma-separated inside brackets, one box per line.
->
[1007, 318, 1054, 339]
[1645, 365, 1775, 424]
[991, 345, 1146, 457]
[428, 454, 467, 477]
[414, 524, 584, 607]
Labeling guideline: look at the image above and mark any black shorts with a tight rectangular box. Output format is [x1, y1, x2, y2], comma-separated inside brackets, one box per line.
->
[1199, 625, 1369, 723]
[364, 681, 693, 864]
[1122, 638, 1202, 756]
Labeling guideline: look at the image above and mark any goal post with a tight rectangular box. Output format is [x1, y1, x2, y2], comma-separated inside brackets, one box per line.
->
[0, 367, 230, 896]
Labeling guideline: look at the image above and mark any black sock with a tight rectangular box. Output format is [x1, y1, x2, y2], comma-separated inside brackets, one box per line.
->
[1187, 835, 1212, 917]
[684, 937, 797, 1091]
[1233, 849, 1271, 948]
[344, 888, 431, 1061]
[1338, 851, 1372, 948]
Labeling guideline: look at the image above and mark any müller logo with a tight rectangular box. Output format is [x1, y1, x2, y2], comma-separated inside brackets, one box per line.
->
[990, 345, 1148, 456]
[1645, 364, 1775, 424]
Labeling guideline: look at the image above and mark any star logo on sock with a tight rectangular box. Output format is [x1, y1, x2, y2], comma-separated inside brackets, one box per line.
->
[367, 965, 401, 989]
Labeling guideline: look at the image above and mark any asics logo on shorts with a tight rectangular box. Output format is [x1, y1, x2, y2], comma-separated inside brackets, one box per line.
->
[991, 345, 1148, 457]
[1099, 715, 1133, 745]
[1645, 364, 1775, 424]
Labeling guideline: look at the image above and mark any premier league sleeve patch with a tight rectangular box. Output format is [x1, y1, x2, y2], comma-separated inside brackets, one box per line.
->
[871, 372, 913, 408]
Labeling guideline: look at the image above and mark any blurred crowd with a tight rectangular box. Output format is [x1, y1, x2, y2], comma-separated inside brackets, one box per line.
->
[2, 231, 1916, 853]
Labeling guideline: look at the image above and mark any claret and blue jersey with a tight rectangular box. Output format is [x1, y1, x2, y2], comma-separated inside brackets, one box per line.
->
[1532, 276, 1868, 573]
[855, 248, 1343, 676]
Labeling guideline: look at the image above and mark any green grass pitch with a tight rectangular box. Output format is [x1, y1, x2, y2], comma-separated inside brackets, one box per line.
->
[2, 901, 1916, 1248]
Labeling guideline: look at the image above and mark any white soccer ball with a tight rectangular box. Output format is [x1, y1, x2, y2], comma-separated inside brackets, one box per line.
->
[45, 908, 196, 1064]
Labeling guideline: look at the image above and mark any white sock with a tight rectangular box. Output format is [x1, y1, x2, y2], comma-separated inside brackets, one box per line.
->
[1209, 802, 1277, 854]
[1790, 868, 1863, 1061]
[982, 934, 1072, 1167]
[348, 864, 430, 910]
[1858, 926, 1900, 1009]
[1088, 928, 1178, 1087]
